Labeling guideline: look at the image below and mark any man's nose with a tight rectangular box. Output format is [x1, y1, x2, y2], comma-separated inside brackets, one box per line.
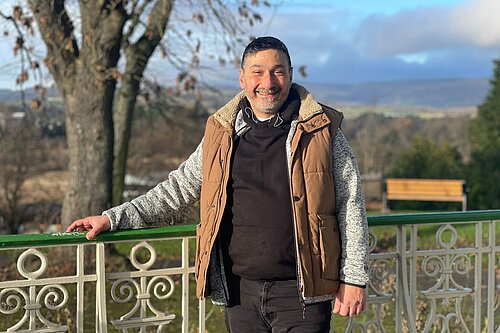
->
[260, 72, 276, 89]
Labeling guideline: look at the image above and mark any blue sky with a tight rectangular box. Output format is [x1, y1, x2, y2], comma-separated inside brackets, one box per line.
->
[0, 0, 499, 89]
[256, 0, 500, 85]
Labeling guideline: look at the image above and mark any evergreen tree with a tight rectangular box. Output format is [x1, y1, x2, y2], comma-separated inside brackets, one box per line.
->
[389, 136, 464, 180]
[468, 59, 500, 209]
[388, 136, 464, 211]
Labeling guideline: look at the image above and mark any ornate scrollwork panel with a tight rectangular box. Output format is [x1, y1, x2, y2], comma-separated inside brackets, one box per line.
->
[0, 248, 68, 332]
[494, 256, 500, 333]
[343, 228, 399, 332]
[368, 259, 395, 298]
[346, 297, 391, 333]
[419, 224, 473, 333]
[421, 291, 471, 333]
[368, 229, 377, 253]
[110, 242, 176, 331]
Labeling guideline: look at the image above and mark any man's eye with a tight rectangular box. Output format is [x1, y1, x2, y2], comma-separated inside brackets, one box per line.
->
[253, 71, 263, 75]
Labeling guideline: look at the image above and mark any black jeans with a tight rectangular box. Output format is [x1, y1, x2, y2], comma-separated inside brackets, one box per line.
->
[224, 277, 332, 333]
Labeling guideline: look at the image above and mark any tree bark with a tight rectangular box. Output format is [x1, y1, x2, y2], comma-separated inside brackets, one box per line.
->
[29, 0, 126, 227]
[61, 71, 115, 226]
[113, 0, 174, 205]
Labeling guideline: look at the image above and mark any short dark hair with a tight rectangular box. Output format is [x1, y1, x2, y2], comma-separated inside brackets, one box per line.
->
[241, 36, 291, 68]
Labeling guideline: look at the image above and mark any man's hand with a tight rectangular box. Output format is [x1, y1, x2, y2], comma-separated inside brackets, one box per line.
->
[66, 215, 111, 240]
[333, 284, 367, 317]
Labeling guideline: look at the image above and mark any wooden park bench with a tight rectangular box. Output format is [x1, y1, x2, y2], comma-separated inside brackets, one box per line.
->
[382, 178, 467, 212]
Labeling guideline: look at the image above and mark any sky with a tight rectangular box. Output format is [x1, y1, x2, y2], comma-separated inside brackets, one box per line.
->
[258, 0, 500, 85]
[0, 0, 499, 89]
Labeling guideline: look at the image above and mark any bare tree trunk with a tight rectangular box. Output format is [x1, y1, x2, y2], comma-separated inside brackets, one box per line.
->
[113, 0, 173, 205]
[112, 65, 140, 206]
[28, 0, 126, 227]
[61, 74, 115, 225]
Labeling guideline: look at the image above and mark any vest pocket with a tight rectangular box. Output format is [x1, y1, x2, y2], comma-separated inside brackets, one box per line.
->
[317, 214, 341, 280]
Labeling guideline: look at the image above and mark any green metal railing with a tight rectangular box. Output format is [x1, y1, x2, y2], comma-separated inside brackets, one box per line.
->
[0, 209, 499, 333]
[368, 209, 500, 226]
[2, 210, 497, 248]
[0, 223, 196, 248]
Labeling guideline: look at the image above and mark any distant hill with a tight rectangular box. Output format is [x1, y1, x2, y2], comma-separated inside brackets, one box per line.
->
[0, 87, 60, 104]
[302, 78, 489, 108]
[0, 78, 490, 109]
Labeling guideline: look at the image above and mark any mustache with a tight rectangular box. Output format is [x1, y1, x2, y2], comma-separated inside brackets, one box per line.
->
[255, 87, 281, 94]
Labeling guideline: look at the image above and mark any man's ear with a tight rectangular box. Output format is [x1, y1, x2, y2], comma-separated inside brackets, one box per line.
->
[239, 68, 245, 89]
[289, 66, 293, 81]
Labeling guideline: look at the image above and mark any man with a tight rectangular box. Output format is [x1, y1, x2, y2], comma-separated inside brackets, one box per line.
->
[67, 36, 369, 332]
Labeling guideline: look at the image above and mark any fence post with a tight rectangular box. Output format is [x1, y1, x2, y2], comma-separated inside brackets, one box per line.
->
[487, 220, 496, 332]
[76, 244, 85, 333]
[96, 243, 108, 333]
[397, 224, 417, 333]
[182, 238, 190, 333]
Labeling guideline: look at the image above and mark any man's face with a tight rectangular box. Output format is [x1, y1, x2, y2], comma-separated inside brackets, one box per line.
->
[239, 49, 293, 118]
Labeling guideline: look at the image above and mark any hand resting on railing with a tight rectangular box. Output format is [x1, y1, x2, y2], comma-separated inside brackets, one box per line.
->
[66, 215, 111, 240]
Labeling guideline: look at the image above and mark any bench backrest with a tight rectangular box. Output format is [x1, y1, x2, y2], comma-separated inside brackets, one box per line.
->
[383, 178, 467, 211]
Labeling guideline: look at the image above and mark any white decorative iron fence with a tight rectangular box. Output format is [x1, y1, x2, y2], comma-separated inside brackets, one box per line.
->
[0, 210, 499, 332]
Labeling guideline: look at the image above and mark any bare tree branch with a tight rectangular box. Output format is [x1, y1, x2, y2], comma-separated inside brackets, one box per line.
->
[122, 0, 154, 47]
[121, 0, 173, 81]
[112, 0, 174, 205]
[27, 0, 79, 90]
[0, 8, 46, 113]
[79, 0, 127, 71]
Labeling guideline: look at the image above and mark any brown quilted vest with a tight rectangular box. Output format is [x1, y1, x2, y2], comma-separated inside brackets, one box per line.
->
[195, 85, 343, 302]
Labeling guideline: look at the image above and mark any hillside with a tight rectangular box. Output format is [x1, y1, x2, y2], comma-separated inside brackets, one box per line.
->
[298, 78, 489, 108]
[0, 86, 60, 104]
[0, 78, 490, 110]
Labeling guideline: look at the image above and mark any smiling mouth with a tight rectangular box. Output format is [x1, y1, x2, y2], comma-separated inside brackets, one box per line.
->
[256, 88, 280, 97]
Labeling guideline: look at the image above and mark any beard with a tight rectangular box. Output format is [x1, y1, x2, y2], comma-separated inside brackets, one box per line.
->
[251, 88, 286, 115]
[254, 99, 283, 115]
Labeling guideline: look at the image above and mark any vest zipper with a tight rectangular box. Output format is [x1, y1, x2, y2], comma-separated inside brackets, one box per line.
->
[290, 181, 306, 311]
[291, 205, 305, 304]
[287, 126, 306, 308]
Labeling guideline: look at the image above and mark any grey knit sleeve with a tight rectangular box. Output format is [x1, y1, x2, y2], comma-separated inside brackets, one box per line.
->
[333, 130, 369, 286]
[103, 139, 204, 231]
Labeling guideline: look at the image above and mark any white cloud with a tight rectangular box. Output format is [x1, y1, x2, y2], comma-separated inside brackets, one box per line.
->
[355, 0, 500, 57]
[397, 52, 430, 64]
[249, 2, 495, 84]
[451, 0, 500, 47]
[317, 53, 331, 64]
[253, 8, 359, 71]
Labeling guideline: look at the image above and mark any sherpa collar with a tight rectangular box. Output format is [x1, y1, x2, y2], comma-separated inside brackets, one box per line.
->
[212, 83, 324, 130]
